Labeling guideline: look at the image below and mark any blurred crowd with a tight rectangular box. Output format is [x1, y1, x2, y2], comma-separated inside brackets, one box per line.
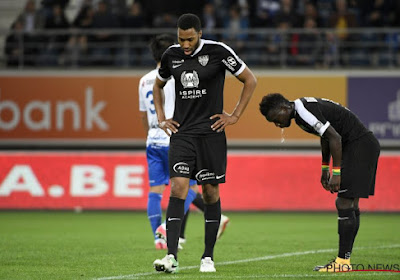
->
[4, 0, 400, 68]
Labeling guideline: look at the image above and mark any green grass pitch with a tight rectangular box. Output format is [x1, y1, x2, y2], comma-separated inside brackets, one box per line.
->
[1, 211, 399, 280]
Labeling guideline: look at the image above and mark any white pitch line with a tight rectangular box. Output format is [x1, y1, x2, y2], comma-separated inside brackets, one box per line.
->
[94, 244, 400, 280]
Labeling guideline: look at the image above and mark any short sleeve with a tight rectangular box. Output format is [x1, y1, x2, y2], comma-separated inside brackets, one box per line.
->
[157, 50, 172, 82]
[218, 42, 246, 76]
[138, 77, 146, 112]
[294, 99, 330, 136]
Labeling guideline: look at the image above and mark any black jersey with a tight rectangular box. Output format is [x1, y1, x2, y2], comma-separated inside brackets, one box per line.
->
[293, 97, 370, 144]
[157, 39, 246, 136]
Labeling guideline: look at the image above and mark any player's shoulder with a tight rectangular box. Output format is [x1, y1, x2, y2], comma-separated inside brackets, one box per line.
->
[202, 39, 237, 54]
[295, 97, 321, 105]
[294, 97, 321, 112]
[139, 69, 158, 88]
[141, 68, 157, 79]
[163, 44, 182, 57]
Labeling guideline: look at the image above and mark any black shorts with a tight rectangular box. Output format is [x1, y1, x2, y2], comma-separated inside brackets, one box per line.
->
[339, 132, 380, 199]
[169, 133, 227, 185]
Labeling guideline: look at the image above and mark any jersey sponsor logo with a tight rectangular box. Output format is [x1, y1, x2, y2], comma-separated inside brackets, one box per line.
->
[179, 89, 207, 99]
[173, 162, 190, 175]
[145, 79, 155, 85]
[172, 64, 182, 69]
[313, 121, 323, 131]
[227, 56, 237, 67]
[172, 59, 184, 64]
[198, 55, 209, 66]
[195, 169, 215, 181]
[222, 59, 235, 72]
[181, 71, 199, 88]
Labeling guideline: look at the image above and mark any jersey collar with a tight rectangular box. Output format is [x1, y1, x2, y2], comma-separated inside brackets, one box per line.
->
[190, 39, 205, 57]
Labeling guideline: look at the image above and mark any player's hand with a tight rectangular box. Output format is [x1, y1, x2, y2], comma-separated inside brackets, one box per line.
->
[210, 112, 239, 132]
[320, 170, 330, 191]
[328, 175, 341, 193]
[158, 119, 180, 136]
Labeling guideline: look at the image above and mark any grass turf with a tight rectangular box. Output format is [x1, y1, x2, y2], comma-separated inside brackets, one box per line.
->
[0, 211, 399, 279]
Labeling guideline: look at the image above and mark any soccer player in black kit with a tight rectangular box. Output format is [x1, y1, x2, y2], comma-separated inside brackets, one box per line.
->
[152, 14, 257, 273]
[259, 93, 380, 273]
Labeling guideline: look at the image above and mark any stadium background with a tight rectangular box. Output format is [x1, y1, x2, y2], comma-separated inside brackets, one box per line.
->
[0, 0, 399, 212]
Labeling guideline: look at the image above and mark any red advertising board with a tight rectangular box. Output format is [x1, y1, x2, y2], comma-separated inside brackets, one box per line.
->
[0, 152, 398, 211]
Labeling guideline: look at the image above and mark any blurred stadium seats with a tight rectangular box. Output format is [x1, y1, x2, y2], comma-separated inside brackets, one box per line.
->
[1, 27, 399, 69]
[1, 0, 399, 69]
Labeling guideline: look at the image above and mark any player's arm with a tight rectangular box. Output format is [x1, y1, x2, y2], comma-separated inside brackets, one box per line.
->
[138, 80, 149, 133]
[320, 137, 331, 191]
[153, 77, 179, 136]
[211, 66, 257, 132]
[322, 126, 342, 192]
[140, 111, 149, 133]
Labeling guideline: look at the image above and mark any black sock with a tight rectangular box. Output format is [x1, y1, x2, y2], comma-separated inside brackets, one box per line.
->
[338, 208, 356, 259]
[166, 197, 185, 259]
[180, 210, 189, 239]
[202, 199, 221, 260]
[351, 208, 360, 248]
[192, 192, 205, 212]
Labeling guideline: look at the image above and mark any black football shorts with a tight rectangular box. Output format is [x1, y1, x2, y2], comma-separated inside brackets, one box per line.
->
[339, 132, 380, 198]
[169, 133, 227, 185]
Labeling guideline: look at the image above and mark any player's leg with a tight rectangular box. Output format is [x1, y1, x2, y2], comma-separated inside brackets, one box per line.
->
[146, 145, 169, 249]
[192, 191, 205, 211]
[336, 197, 357, 261]
[157, 182, 199, 248]
[352, 198, 360, 248]
[179, 210, 189, 243]
[196, 133, 226, 272]
[180, 183, 229, 243]
[315, 197, 355, 272]
[335, 133, 380, 262]
[148, 185, 166, 249]
[200, 183, 220, 272]
[184, 181, 198, 215]
[317, 133, 380, 272]
[153, 177, 189, 273]
[348, 132, 380, 251]
[187, 187, 230, 240]
[166, 177, 190, 257]
[153, 137, 196, 273]
[180, 182, 198, 243]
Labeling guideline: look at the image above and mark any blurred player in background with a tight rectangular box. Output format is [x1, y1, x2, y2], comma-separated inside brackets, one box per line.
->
[138, 34, 229, 251]
[152, 14, 257, 273]
[259, 93, 380, 273]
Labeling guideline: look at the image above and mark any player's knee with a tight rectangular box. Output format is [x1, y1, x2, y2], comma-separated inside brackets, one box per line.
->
[170, 179, 190, 199]
[149, 185, 165, 194]
[335, 197, 354, 210]
[202, 184, 219, 204]
[353, 198, 360, 210]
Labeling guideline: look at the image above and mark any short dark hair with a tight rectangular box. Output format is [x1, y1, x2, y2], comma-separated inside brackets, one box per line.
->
[177, 13, 201, 32]
[149, 34, 175, 63]
[259, 93, 290, 120]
